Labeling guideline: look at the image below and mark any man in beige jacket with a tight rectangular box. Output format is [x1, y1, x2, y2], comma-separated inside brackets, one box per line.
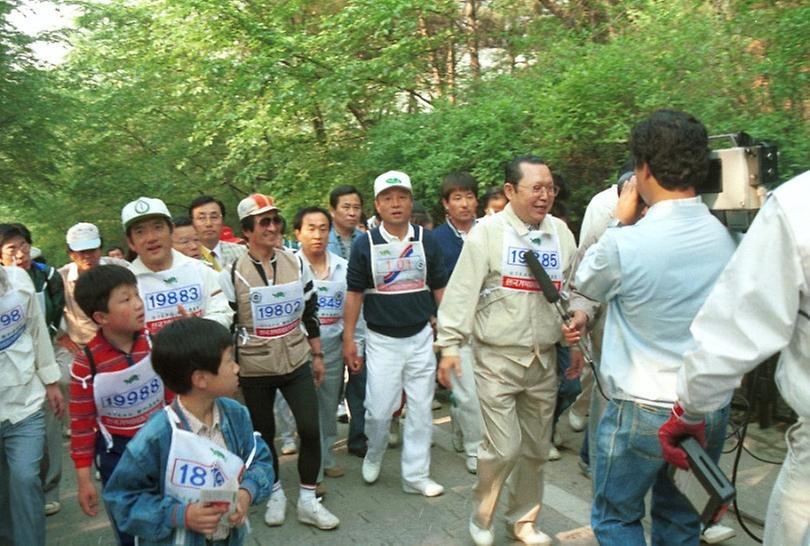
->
[435, 156, 577, 546]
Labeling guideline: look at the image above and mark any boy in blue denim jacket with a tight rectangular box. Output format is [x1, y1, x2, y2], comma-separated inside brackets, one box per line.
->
[103, 318, 274, 545]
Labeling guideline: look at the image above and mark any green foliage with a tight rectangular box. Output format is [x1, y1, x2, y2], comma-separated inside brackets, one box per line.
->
[1, 0, 807, 260]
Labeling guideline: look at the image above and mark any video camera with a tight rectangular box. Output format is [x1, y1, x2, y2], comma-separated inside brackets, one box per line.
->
[699, 133, 778, 231]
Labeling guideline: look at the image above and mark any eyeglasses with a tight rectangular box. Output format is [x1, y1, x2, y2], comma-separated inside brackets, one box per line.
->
[258, 216, 284, 228]
[193, 213, 222, 222]
[517, 183, 560, 197]
[1, 242, 31, 256]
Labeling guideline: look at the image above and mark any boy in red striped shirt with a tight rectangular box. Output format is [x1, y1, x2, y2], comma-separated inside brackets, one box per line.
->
[69, 265, 172, 546]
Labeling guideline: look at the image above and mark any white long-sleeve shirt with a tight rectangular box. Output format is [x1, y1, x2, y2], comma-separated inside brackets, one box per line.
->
[0, 266, 61, 424]
[678, 171, 810, 417]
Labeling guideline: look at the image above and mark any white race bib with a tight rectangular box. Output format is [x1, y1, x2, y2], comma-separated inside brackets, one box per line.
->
[249, 281, 304, 339]
[92, 354, 165, 448]
[369, 236, 428, 294]
[500, 221, 563, 293]
[138, 264, 204, 332]
[0, 290, 26, 352]
[314, 279, 345, 327]
[163, 404, 256, 544]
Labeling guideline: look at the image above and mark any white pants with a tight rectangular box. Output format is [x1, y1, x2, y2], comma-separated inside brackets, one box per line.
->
[365, 324, 435, 483]
[764, 418, 810, 546]
[451, 343, 483, 457]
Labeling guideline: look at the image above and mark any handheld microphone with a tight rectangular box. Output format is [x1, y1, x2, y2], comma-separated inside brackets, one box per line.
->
[524, 250, 593, 364]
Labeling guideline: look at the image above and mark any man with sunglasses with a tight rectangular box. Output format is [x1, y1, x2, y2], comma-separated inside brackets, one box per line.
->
[435, 156, 577, 546]
[218, 194, 339, 531]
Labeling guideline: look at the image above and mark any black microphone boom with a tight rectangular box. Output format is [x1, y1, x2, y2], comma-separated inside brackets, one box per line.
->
[524, 250, 594, 366]
[525, 250, 563, 305]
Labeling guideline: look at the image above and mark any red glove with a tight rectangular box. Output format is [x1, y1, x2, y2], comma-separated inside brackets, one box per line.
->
[658, 403, 706, 470]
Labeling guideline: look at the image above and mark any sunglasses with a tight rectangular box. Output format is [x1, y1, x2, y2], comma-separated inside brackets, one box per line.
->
[258, 216, 284, 228]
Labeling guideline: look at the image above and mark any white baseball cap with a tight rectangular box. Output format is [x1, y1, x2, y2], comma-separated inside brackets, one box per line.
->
[237, 194, 279, 220]
[66, 222, 102, 251]
[121, 197, 172, 230]
[374, 170, 412, 198]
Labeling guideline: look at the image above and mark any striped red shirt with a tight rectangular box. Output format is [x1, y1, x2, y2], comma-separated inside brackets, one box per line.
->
[69, 328, 173, 468]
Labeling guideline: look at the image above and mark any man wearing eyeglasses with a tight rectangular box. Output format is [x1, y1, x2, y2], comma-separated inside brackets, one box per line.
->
[218, 194, 339, 531]
[0, 223, 67, 520]
[189, 195, 246, 270]
[435, 156, 577, 546]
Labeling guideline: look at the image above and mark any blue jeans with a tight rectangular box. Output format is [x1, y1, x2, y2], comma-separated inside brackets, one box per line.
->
[591, 399, 729, 546]
[0, 410, 46, 546]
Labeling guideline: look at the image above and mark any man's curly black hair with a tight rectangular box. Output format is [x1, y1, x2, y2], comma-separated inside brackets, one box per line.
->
[630, 109, 709, 192]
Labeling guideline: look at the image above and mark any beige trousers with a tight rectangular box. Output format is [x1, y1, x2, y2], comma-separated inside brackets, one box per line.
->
[472, 344, 558, 529]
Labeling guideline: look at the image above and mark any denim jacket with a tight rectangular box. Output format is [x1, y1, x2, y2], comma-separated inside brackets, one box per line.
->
[103, 397, 274, 545]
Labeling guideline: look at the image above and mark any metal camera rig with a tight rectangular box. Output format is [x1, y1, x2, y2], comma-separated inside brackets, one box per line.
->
[700, 132, 778, 231]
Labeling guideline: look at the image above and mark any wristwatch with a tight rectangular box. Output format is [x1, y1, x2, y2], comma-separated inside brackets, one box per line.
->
[311, 352, 325, 359]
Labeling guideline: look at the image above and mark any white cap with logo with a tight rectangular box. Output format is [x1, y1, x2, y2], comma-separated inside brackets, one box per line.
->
[374, 170, 412, 198]
[121, 197, 172, 230]
[66, 222, 102, 251]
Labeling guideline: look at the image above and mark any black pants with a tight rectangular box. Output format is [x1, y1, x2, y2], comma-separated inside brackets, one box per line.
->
[241, 363, 322, 486]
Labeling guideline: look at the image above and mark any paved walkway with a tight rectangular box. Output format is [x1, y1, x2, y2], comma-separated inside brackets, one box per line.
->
[46, 400, 783, 545]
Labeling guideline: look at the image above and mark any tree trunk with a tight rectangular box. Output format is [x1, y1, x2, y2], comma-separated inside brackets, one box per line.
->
[446, 41, 456, 104]
[464, 0, 481, 80]
[418, 13, 443, 98]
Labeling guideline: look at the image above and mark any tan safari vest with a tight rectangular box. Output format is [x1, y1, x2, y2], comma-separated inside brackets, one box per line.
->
[232, 250, 310, 377]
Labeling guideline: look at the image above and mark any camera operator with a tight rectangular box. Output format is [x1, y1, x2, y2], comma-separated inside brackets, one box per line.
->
[659, 169, 810, 546]
[563, 110, 737, 544]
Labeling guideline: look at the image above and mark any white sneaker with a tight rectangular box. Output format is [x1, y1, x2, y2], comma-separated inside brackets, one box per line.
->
[469, 516, 494, 546]
[701, 523, 736, 544]
[507, 523, 552, 545]
[297, 498, 339, 530]
[388, 418, 402, 448]
[548, 445, 561, 461]
[466, 456, 478, 474]
[264, 489, 287, 526]
[568, 409, 587, 432]
[402, 478, 444, 497]
[280, 441, 298, 455]
[362, 458, 381, 484]
[44, 501, 61, 516]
